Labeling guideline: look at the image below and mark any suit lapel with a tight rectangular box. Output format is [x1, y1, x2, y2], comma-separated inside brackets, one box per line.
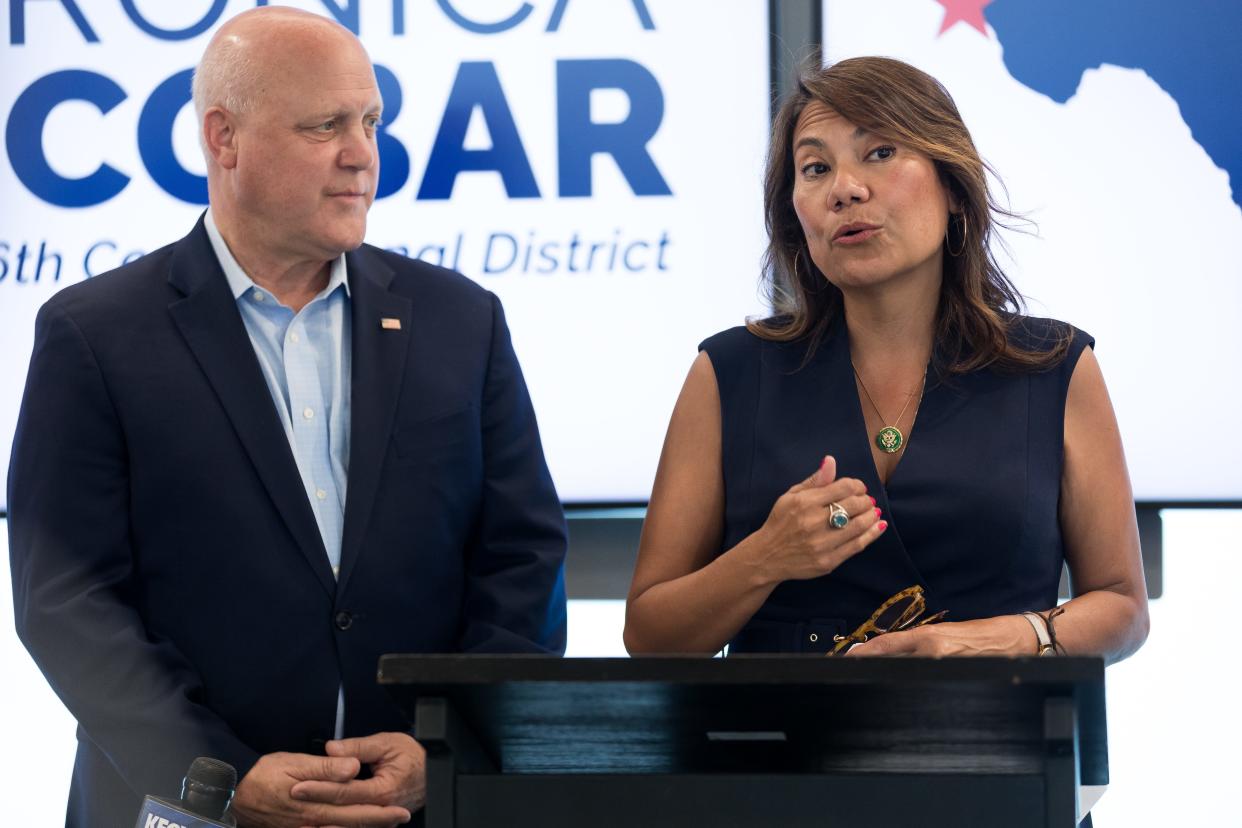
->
[338, 247, 411, 593]
[166, 218, 336, 597]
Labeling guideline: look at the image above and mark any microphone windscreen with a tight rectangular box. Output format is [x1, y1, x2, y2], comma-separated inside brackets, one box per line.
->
[181, 757, 238, 823]
[186, 757, 237, 791]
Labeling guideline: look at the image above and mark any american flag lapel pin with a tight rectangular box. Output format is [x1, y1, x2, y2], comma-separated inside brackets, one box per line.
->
[380, 317, 402, 330]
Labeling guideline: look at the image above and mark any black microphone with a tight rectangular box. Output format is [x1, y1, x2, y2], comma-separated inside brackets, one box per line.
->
[133, 757, 238, 828]
[181, 757, 237, 821]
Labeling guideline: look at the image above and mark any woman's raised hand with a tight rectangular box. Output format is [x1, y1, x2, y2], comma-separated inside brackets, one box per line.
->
[751, 455, 887, 584]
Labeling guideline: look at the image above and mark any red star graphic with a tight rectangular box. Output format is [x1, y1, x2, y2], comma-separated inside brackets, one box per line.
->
[934, 0, 993, 36]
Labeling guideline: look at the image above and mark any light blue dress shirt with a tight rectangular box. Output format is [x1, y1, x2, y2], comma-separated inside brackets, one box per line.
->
[204, 210, 351, 737]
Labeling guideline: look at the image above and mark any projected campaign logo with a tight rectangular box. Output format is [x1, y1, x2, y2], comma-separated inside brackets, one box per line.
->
[0, 1, 771, 508]
[824, 0, 1242, 500]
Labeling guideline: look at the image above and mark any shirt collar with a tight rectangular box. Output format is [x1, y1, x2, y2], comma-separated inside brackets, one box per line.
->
[204, 208, 351, 303]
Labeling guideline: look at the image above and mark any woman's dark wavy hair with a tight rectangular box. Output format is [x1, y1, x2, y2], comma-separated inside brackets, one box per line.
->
[750, 54, 1069, 372]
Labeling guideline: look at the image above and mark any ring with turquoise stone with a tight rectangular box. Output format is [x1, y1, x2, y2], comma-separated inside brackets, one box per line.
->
[828, 502, 850, 530]
[875, 426, 904, 454]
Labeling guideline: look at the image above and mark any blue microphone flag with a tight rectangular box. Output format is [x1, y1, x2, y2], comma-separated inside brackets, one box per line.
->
[134, 795, 233, 828]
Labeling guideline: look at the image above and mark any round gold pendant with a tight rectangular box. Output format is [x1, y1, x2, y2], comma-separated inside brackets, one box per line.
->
[876, 426, 904, 454]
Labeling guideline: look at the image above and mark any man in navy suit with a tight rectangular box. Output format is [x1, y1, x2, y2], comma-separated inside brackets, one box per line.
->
[7, 7, 567, 826]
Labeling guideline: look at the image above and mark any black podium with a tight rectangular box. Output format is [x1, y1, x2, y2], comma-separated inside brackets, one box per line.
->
[378, 656, 1106, 828]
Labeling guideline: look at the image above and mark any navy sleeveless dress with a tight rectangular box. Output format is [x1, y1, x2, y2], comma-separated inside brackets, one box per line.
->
[700, 316, 1093, 655]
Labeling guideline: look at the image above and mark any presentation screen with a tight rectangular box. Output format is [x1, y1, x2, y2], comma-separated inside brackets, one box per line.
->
[6, 1, 1237, 508]
[820, 0, 1242, 502]
[0, 0, 771, 509]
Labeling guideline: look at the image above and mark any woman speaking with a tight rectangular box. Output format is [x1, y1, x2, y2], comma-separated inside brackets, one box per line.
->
[623, 56, 1149, 662]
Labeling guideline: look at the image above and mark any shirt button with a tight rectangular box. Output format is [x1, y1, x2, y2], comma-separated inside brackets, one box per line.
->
[290, 332, 300, 344]
[303, 407, 314, 420]
[335, 611, 353, 631]
[252, 290, 265, 302]
[316, 488, 327, 500]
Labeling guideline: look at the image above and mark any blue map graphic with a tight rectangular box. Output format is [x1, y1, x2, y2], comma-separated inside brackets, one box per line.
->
[987, 0, 1242, 209]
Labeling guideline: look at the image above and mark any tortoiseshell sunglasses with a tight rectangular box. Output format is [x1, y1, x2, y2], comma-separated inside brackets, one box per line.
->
[828, 585, 948, 656]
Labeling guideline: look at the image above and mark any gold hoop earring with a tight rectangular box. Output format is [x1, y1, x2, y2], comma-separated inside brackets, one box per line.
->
[792, 248, 802, 278]
[946, 213, 967, 257]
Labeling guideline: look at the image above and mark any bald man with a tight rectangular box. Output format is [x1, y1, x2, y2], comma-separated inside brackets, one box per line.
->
[8, 8, 567, 827]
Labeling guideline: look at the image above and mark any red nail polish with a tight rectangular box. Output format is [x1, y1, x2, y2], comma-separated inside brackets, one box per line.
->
[874, 508, 882, 518]
[869, 496, 876, 506]
[878, 520, 888, 532]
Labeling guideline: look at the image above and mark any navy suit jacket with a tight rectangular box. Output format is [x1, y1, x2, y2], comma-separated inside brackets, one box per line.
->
[7, 217, 568, 825]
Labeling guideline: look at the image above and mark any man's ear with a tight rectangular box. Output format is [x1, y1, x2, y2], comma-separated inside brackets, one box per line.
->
[203, 107, 238, 169]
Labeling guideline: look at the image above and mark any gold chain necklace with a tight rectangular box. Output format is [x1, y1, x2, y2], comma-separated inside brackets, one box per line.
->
[852, 365, 927, 454]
